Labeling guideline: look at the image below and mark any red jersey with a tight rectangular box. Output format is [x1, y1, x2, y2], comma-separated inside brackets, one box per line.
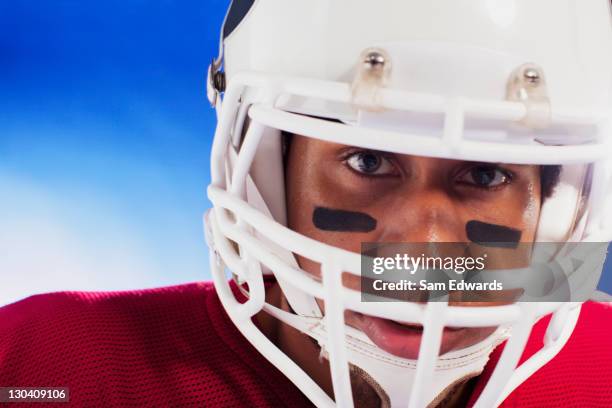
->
[473, 300, 612, 407]
[0, 282, 312, 407]
[0, 282, 610, 407]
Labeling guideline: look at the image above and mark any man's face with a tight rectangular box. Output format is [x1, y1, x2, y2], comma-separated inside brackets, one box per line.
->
[285, 135, 542, 359]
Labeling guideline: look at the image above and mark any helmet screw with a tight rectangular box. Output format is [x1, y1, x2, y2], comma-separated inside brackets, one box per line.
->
[213, 71, 226, 92]
[352, 47, 391, 111]
[523, 67, 541, 85]
[363, 51, 386, 72]
[506, 62, 550, 129]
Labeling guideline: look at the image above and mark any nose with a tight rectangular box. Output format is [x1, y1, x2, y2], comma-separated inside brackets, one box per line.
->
[378, 187, 465, 243]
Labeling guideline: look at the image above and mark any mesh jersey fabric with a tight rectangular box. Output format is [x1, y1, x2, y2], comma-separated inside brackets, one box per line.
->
[0, 282, 312, 407]
[470, 300, 612, 407]
[0, 281, 610, 407]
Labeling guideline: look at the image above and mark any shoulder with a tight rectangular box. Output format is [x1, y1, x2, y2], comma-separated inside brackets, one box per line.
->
[0, 282, 216, 352]
[504, 302, 612, 407]
[0, 281, 215, 320]
[0, 282, 218, 382]
[0, 283, 219, 405]
[0, 282, 311, 407]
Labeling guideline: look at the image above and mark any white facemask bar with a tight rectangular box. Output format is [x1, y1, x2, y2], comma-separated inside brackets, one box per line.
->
[210, 72, 611, 187]
[206, 197, 589, 407]
[207, 72, 612, 407]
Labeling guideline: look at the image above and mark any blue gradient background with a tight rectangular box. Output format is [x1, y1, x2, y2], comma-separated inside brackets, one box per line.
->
[1, 1, 227, 305]
[1, 1, 610, 306]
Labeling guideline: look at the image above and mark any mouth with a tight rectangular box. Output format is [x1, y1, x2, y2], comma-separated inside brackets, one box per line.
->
[355, 314, 466, 360]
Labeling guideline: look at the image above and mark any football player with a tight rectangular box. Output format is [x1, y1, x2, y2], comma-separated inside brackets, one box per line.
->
[204, 0, 612, 406]
[2, 1, 612, 407]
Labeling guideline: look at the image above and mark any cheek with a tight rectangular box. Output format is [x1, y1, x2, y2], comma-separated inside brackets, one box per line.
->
[463, 178, 542, 242]
[287, 168, 383, 254]
[291, 206, 380, 257]
[286, 176, 383, 285]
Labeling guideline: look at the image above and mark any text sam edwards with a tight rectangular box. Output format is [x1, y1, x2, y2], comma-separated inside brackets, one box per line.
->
[372, 279, 503, 291]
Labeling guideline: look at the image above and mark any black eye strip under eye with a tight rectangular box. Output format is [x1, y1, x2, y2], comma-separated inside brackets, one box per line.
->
[466, 220, 522, 248]
[312, 207, 377, 232]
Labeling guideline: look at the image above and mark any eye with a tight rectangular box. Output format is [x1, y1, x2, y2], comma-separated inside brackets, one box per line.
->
[457, 165, 511, 188]
[345, 150, 398, 176]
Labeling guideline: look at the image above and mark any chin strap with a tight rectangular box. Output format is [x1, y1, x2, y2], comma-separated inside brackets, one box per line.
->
[263, 302, 510, 407]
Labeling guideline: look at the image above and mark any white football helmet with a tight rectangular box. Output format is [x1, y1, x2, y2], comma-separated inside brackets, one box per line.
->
[204, 1, 612, 407]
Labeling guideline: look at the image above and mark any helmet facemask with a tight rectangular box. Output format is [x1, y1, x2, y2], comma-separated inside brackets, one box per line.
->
[206, 3, 612, 406]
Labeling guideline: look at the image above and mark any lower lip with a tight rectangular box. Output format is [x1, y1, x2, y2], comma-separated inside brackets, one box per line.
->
[357, 315, 465, 360]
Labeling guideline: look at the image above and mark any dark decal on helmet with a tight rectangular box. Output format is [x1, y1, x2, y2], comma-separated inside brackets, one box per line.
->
[223, 0, 256, 39]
